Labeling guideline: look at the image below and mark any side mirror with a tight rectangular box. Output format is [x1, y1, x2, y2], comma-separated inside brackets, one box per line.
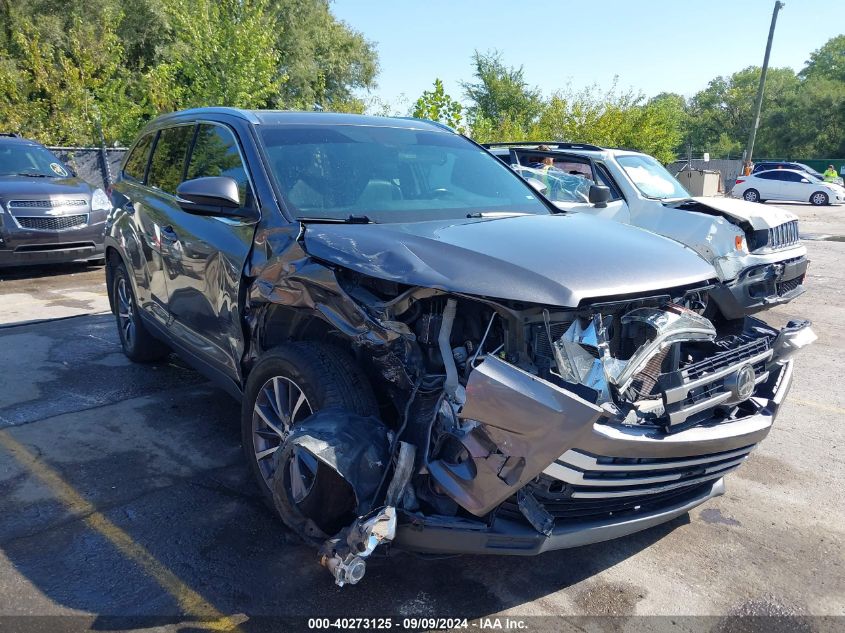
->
[800, 179, 809, 183]
[524, 177, 548, 195]
[176, 177, 254, 218]
[588, 184, 611, 208]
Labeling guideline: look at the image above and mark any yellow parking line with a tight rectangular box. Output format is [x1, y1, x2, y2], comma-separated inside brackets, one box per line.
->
[788, 398, 845, 416]
[0, 430, 243, 631]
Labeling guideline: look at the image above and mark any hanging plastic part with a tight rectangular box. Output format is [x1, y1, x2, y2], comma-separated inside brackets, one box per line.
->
[319, 441, 415, 587]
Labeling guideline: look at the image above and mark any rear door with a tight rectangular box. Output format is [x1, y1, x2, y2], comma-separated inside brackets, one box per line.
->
[162, 122, 258, 381]
[511, 149, 629, 221]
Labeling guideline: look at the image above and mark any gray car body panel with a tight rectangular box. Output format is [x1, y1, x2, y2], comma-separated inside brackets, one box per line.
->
[428, 356, 604, 516]
[303, 213, 716, 308]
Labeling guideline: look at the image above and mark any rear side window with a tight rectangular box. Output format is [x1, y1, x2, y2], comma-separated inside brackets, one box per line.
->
[123, 134, 154, 181]
[147, 125, 195, 195]
[757, 172, 784, 181]
[187, 124, 250, 206]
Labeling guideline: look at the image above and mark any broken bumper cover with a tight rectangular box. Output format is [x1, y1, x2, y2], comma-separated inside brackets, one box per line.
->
[397, 359, 794, 557]
[710, 255, 809, 320]
[393, 478, 725, 556]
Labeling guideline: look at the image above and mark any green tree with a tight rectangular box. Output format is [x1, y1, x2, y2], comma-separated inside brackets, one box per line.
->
[271, 0, 378, 110]
[463, 50, 543, 134]
[147, 0, 285, 112]
[801, 35, 845, 83]
[412, 79, 465, 133]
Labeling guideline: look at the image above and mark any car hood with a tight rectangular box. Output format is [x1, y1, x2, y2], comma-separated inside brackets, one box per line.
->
[688, 196, 796, 229]
[302, 213, 716, 307]
[0, 175, 93, 198]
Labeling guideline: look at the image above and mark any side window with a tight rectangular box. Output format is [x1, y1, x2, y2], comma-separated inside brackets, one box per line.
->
[147, 126, 195, 195]
[782, 172, 804, 182]
[187, 124, 250, 206]
[595, 163, 624, 201]
[123, 134, 154, 182]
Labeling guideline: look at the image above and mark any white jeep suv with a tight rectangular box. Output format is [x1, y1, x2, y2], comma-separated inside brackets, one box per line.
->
[486, 142, 808, 320]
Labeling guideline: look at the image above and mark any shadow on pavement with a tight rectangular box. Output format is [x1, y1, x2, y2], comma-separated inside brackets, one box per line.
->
[0, 261, 104, 282]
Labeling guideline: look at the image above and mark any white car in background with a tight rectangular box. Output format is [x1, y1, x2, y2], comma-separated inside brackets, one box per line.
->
[732, 169, 845, 206]
[485, 142, 809, 320]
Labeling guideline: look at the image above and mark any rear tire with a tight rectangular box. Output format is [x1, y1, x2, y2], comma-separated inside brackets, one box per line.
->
[112, 263, 170, 362]
[241, 342, 379, 509]
[743, 189, 761, 203]
[810, 191, 829, 206]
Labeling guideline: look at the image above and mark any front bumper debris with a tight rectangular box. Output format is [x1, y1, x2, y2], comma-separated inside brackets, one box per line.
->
[396, 352, 796, 556]
[710, 255, 809, 320]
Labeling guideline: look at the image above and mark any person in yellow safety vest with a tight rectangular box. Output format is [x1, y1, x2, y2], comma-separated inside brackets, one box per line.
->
[823, 164, 839, 183]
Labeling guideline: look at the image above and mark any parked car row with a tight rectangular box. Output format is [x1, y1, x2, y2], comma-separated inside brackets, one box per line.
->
[100, 109, 814, 586]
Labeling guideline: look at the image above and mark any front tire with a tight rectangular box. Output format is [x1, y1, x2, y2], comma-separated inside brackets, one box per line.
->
[241, 342, 379, 508]
[810, 191, 829, 206]
[743, 189, 761, 203]
[112, 263, 169, 362]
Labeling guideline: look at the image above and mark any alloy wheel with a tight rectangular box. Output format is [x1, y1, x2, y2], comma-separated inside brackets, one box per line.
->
[744, 190, 758, 202]
[116, 277, 135, 349]
[812, 192, 827, 206]
[252, 376, 313, 485]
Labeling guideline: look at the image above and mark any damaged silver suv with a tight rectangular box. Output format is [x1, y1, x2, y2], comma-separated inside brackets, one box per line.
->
[105, 109, 814, 586]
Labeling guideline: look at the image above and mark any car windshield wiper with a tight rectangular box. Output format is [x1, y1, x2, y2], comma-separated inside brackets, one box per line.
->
[298, 214, 376, 224]
[466, 211, 529, 218]
[13, 173, 52, 178]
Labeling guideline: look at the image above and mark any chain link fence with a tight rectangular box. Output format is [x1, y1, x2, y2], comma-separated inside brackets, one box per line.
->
[48, 147, 127, 191]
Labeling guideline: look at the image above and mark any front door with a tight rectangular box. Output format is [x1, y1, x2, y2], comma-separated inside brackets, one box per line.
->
[510, 149, 629, 222]
[161, 122, 258, 382]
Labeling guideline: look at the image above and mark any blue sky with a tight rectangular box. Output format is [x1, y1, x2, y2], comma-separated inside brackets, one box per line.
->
[332, 0, 845, 112]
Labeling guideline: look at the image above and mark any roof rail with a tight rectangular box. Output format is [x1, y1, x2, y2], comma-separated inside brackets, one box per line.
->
[392, 116, 458, 133]
[481, 141, 605, 151]
[0, 132, 22, 138]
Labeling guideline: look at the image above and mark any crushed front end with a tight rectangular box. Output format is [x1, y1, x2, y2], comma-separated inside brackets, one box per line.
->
[259, 266, 814, 580]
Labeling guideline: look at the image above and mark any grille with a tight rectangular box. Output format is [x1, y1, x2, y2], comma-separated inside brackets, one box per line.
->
[500, 479, 715, 522]
[777, 276, 804, 296]
[660, 337, 772, 426]
[16, 215, 88, 231]
[8, 199, 87, 209]
[767, 220, 799, 249]
[540, 444, 754, 503]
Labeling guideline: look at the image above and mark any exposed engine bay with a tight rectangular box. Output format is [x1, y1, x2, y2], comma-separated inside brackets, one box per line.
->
[260, 267, 815, 585]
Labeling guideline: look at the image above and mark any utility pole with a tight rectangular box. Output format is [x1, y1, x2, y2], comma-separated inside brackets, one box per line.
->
[744, 1, 784, 175]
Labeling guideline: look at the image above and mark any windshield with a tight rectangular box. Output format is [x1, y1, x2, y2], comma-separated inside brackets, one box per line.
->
[617, 154, 689, 200]
[259, 125, 550, 222]
[797, 164, 824, 179]
[0, 143, 70, 177]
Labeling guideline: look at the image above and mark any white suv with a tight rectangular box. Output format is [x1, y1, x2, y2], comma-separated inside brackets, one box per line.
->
[486, 142, 808, 320]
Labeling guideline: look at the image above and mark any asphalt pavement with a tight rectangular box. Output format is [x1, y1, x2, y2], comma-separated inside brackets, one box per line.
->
[0, 202, 842, 631]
